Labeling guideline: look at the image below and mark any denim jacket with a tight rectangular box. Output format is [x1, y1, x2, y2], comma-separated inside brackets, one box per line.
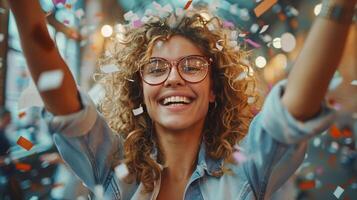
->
[42, 80, 335, 200]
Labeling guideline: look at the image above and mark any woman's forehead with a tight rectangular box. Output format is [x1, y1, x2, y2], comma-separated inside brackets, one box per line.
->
[151, 35, 203, 59]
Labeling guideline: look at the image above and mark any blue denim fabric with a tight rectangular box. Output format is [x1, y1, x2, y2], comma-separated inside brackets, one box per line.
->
[42, 80, 335, 200]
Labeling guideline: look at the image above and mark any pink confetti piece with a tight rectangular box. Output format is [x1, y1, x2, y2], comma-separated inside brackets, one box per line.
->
[132, 20, 143, 28]
[223, 21, 235, 29]
[52, 0, 66, 5]
[63, 19, 70, 25]
[233, 151, 247, 163]
[245, 38, 261, 48]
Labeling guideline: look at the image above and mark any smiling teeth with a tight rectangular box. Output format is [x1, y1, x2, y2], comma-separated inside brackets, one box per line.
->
[163, 96, 192, 105]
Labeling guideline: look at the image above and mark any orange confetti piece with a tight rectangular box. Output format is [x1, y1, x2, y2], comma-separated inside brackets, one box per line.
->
[342, 129, 352, 137]
[299, 180, 316, 190]
[15, 163, 32, 172]
[184, 0, 193, 10]
[330, 125, 342, 139]
[52, 183, 65, 189]
[17, 136, 34, 151]
[18, 111, 26, 118]
[65, 4, 72, 9]
[254, 0, 278, 18]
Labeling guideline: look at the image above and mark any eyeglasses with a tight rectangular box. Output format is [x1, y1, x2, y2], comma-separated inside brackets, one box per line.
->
[140, 55, 212, 85]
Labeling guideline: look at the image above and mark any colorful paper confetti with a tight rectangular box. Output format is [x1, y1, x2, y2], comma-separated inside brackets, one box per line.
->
[254, 0, 278, 18]
[184, 0, 193, 10]
[115, 163, 129, 180]
[333, 186, 344, 199]
[37, 69, 64, 92]
[245, 38, 261, 48]
[15, 163, 32, 172]
[299, 180, 316, 190]
[17, 136, 34, 151]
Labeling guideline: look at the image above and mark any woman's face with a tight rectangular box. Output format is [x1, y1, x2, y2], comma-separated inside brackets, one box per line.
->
[142, 35, 216, 134]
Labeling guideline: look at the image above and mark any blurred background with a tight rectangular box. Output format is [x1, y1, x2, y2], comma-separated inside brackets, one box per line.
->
[0, 0, 356, 199]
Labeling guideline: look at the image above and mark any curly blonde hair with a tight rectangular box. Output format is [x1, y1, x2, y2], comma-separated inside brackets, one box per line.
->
[97, 9, 259, 192]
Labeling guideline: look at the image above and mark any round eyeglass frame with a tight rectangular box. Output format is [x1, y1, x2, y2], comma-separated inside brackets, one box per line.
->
[140, 55, 213, 86]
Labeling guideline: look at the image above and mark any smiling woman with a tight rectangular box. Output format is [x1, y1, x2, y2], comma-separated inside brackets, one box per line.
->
[97, 13, 257, 196]
[7, 0, 357, 199]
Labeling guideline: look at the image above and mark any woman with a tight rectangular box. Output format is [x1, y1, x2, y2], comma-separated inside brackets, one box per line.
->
[8, 0, 357, 199]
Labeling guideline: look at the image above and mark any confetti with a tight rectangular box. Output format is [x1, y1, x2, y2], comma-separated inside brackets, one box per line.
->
[37, 69, 64, 92]
[18, 111, 26, 118]
[115, 163, 129, 180]
[244, 38, 261, 48]
[132, 105, 143, 116]
[223, 21, 235, 29]
[17, 136, 34, 151]
[254, 0, 278, 18]
[330, 125, 342, 139]
[101, 64, 120, 74]
[31, 24, 55, 51]
[0, 33, 4, 42]
[52, 0, 66, 5]
[15, 163, 32, 172]
[333, 186, 344, 199]
[94, 185, 104, 199]
[132, 20, 143, 28]
[184, 0, 193, 10]
[351, 80, 357, 86]
[233, 151, 247, 164]
[299, 180, 315, 190]
[259, 25, 270, 34]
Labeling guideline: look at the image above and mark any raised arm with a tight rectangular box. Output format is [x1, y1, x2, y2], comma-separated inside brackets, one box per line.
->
[282, 0, 357, 121]
[8, 0, 81, 115]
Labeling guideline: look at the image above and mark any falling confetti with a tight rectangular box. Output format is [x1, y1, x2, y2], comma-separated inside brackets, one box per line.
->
[18, 111, 26, 119]
[333, 186, 344, 199]
[32, 24, 55, 51]
[132, 105, 143, 116]
[15, 163, 32, 172]
[101, 64, 120, 73]
[115, 163, 129, 180]
[37, 69, 64, 92]
[299, 180, 316, 190]
[17, 136, 34, 151]
[351, 80, 357, 86]
[184, 0, 193, 10]
[245, 38, 261, 48]
[254, 0, 278, 18]
[233, 151, 247, 164]
[0, 33, 4, 42]
[259, 25, 270, 34]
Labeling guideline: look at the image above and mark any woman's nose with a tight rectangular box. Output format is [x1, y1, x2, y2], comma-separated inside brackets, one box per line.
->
[163, 64, 185, 87]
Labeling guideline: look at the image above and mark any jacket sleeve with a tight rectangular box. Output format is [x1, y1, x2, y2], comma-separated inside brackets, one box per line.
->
[240, 79, 336, 199]
[41, 90, 124, 192]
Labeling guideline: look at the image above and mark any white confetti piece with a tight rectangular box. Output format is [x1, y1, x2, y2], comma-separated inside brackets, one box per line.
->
[132, 105, 143, 116]
[250, 23, 259, 33]
[216, 40, 224, 51]
[37, 69, 64, 92]
[333, 186, 344, 199]
[0, 33, 4, 42]
[259, 25, 270, 34]
[115, 163, 129, 180]
[351, 80, 357, 86]
[94, 185, 104, 200]
[247, 97, 255, 104]
[236, 71, 248, 81]
[101, 64, 120, 73]
[18, 82, 44, 110]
